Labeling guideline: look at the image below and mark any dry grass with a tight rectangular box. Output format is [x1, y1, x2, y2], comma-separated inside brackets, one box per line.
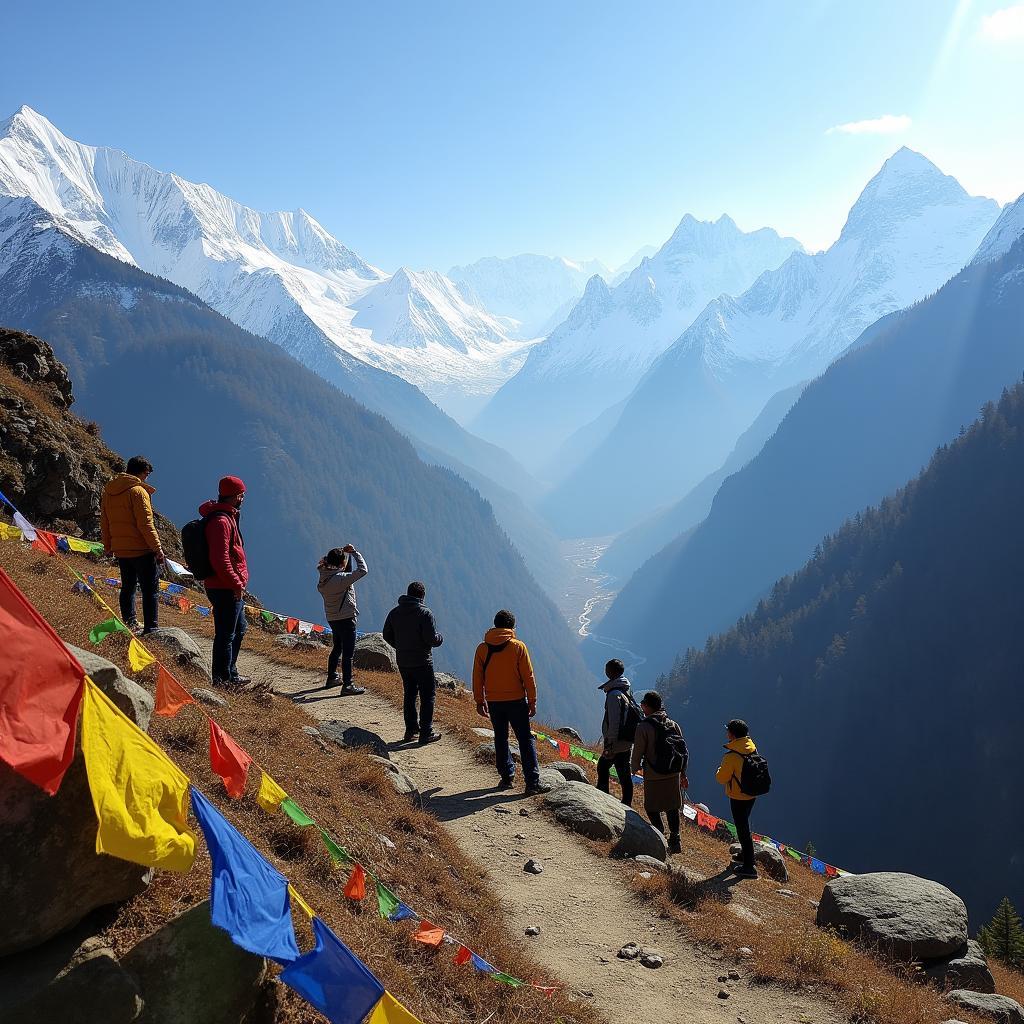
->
[0, 542, 601, 1024]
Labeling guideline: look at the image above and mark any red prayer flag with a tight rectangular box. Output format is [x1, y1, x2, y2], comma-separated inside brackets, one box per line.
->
[557, 740, 571, 759]
[344, 864, 367, 900]
[177, 596, 192, 613]
[696, 810, 718, 832]
[311, 624, 324, 634]
[0, 567, 86, 793]
[825, 864, 839, 879]
[285, 617, 299, 634]
[534, 985, 557, 998]
[412, 921, 445, 946]
[32, 530, 59, 555]
[155, 664, 196, 718]
[208, 720, 253, 798]
[454, 945, 472, 966]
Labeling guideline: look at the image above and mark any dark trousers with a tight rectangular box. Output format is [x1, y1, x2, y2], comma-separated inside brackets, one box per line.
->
[650, 809, 681, 836]
[731, 797, 757, 870]
[118, 554, 159, 631]
[207, 587, 247, 683]
[327, 618, 356, 685]
[487, 699, 540, 788]
[596, 752, 634, 807]
[400, 664, 436, 735]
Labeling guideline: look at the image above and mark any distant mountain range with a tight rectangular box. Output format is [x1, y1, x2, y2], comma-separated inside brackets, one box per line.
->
[474, 214, 802, 469]
[544, 149, 1000, 535]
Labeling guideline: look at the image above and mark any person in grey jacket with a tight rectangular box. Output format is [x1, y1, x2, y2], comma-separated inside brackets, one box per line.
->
[317, 545, 368, 693]
[596, 659, 635, 806]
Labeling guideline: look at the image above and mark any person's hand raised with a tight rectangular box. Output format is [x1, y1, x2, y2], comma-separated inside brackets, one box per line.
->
[342, 544, 356, 554]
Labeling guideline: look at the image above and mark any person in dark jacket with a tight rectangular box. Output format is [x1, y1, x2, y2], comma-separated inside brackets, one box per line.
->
[596, 659, 635, 807]
[201, 475, 250, 686]
[317, 545, 368, 694]
[382, 581, 444, 744]
[631, 691, 687, 855]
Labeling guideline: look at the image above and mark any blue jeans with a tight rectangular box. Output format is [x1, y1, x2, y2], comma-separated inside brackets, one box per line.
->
[400, 664, 436, 735]
[327, 618, 357, 685]
[488, 698, 540, 788]
[207, 587, 247, 682]
[118, 553, 159, 631]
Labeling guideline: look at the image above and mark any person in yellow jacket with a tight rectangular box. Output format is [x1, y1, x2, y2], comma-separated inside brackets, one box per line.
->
[100, 456, 165, 634]
[716, 719, 759, 879]
[472, 609, 549, 796]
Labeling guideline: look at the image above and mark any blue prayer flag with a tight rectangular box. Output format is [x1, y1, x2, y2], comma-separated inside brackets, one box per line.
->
[197, 606, 210, 617]
[470, 952, 496, 973]
[56, 536, 70, 553]
[280, 917, 385, 1024]
[190, 787, 300, 964]
[388, 902, 417, 922]
[811, 857, 827, 875]
[0, 488, 12, 508]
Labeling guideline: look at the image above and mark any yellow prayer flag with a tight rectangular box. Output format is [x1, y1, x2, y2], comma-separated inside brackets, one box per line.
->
[289, 884, 315, 919]
[368, 993, 425, 1024]
[80, 679, 196, 872]
[256, 770, 288, 812]
[67, 537, 94, 553]
[0, 522, 21, 541]
[127, 637, 156, 673]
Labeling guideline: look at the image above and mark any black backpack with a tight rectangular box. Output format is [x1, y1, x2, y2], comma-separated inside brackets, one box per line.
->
[616, 692, 642, 743]
[650, 718, 689, 775]
[480, 640, 510, 680]
[737, 750, 772, 796]
[180, 511, 230, 579]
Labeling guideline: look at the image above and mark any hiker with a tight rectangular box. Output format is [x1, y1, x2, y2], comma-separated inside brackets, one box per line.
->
[596, 659, 637, 807]
[198, 476, 251, 686]
[382, 581, 443, 744]
[716, 718, 765, 879]
[472, 609, 550, 796]
[317, 544, 368, 694]
[100, 456, 165, 635]
[631, 690, 688, 855]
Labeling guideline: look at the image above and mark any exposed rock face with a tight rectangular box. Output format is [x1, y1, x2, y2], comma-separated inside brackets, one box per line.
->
[0, 327, 74, 408]
[816, 872, 968, 961]
[543, 781, 668, 860]
[319, 720, 390, 759]
[369, 755, 420, 804]
[435, 672, 467, 692]
[144, 627, 210, 681]
[353, 633, 397, 673]
[945, 990, 1024, 1023]
[924, 940, 996, 994]
[0, 648, 153, 955]
[546, 761, 589, 783]
[753, 843, 789, 882]
[556, 727, 584, 742]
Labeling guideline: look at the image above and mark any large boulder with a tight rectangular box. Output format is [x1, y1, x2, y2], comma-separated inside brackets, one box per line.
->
[754, 843, 789, 882]
[537, 767, 569, 792]
[435, 672, 467, 692]
[0, 648, 153, 955]
[476, 741, 522, 764]
[121, 900, 269, 1024]
[557, 727, 584, 743]
[816, 872, 968, 961]
[547, 761, 589, 783]
[353, 633, 397, 673]
[924, 940, 995, 994]
[369, 755, 420, 804]
[144, 627, 211, 681]
[319, 720, 390, 759]
[543, 781, 668, 860]
[945, 990, 1024, 1024]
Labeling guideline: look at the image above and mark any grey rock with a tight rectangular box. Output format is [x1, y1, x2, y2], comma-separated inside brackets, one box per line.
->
[121, 900, 268, 1024]
[777, 889, 797, 898]
[368, 755, 420, 804]
[817, 872, 968, 961]
[754, 843, 789, 881]
[634, 855, 670, 873]
[494, 806, 512, 814]
[519, 808, 530, 816]
[640, 953, 663, 969]
[471, 727, 496, 739]
[525, 926, 541, 937]
[274, 634, 319, 650]
[319, 720, 390, 759]
[524, 859, 544, 874]
[353, 633, 397, 673]
[67, 643, 154, 730]
[191, 688, 227, 708]
[435, 672, 466, 691]
[144, 627, 211, 681]
[617, 942, 641, 960]
[737, 947, 754, 957]
[476, 741, 521, 763]
[537, 767, 569, 791]
[547, 760, 589, 783]
[301, 725, 321, 736]
[945, 991, 1024, 1023]
[542, 782, 668, 860]
[556, 727, 584, 742]
[925, 940, 995, 994]
[718, 989, 731, 999]
[728, 970, 741, 981]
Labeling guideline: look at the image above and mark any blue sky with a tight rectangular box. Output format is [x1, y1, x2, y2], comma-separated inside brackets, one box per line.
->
[4, 0, 1023, 270]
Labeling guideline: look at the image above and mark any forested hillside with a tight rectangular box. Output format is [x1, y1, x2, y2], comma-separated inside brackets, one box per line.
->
[0, 238, 596, 728]
[661, 380, 1024, 924]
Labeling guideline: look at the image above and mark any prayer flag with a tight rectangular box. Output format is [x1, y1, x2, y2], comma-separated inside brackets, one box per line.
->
[290, 884, 316, 919]
[286, 617, 299, 634]
[80, 681, 195, 871]
[281, 797, 316, 826]
[453, 945, 472, 966]
[165, 558, 191, 577]
[787, 847, 802, 861]
[0, 521, 21, 541]
[89, 617, 129, 645]
[66, 536, 94, 553]
[257, 771, 289, 812]
[261, 610, 275, 624]
[197, 606, 210, 617]
[190, 787, 300, 963]
[12, 511, 37, 541]
[279, 917, 384, 1024]
[177, 597, 192, 613]
[155, 664, 196, 718]
[209, 721, 253, 798]
[127, 637, 156, 673]
[389, 903, 416, 922]
[344, 865, 368, 901]
[471, 953, 495, 972]
[811, 858, 827, 875]
[825, 864, 839, 879]
[696, 810, 718, 832]
[376, 882, 400, 920]
[412, 921, 445, 946]
[33, 529, 59, 555]
[312, 624, 325, 634]
[724, 821, 738, 839]
[320, 830, 352, 865]
[367, 992, 424, 1024]
[682, 804, 697, 821]
[0, 567, 86, 793]
[492, 973, 524, 987]
[557, 740, 570, 759]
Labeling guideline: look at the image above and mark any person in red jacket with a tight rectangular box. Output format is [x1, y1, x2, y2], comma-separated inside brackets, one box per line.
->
[201, 476, 250, 686]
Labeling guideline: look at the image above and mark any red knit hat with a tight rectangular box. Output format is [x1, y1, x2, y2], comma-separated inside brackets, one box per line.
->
[218, 475, 246, 497]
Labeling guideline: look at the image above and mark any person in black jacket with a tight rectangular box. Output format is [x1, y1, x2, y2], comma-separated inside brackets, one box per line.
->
[382, 581, 444, 745]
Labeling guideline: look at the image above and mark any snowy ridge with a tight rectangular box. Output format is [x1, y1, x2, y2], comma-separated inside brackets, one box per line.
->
[971, 192, 1024, 265]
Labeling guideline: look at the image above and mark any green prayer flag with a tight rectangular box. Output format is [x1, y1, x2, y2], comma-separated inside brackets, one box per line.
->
[281, 798, 315, 827]
[376, 881, 400, 920]
[89, 617, 129, 645]
[787, 847, 802, 861]
[260, 610, 275, 623]
[724, 822, 738, 839]
[491, 973, 523, 987]
[570, 745, 586, 758]
[320, 830, 352, 865]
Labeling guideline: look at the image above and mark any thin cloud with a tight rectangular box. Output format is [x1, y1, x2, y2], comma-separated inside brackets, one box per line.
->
[980, 3, 1024, 40]
[827, 114, 912, 136]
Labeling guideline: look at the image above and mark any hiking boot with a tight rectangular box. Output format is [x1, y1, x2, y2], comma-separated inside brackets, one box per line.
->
[734, 866, 758, 880]
[418, 730, 442, 745]
[402, 730, 419, 743]
[324, 674, 341, 689]
[524, 781, 552, 796]
[339, 683, 365, 696]
[230, 675, 252, 686]
[497, 776, 515, 790]
[668, 833, 682, 855]
[126, 620, 142, 635]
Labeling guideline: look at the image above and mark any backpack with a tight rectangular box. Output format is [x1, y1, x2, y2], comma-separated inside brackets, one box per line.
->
[180, 511, 229, 579]
[650, 718, 688, 775]
[737, 750, 772, 797]
[616, 691, 642, 743]
[480, 640, 510, 681]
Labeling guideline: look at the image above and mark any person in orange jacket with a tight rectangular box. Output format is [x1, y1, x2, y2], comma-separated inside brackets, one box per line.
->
[472, 609, 550, 796]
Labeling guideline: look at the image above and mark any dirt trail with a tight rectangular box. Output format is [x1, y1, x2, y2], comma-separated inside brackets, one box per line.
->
[232, 646, 841, 1024]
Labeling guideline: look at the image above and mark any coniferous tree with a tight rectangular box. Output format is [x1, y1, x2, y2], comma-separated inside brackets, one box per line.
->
[978, 897, 1024, 970]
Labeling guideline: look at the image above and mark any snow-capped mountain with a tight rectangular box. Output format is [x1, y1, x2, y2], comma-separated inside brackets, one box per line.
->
[610, 245, 658, 285]
[0, 106, 529, 419]
[474, 214, 803, 467]
[448, 253, 610, 340]
[542, 148, 1001, 535]
[971, 191, 1024, 265]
